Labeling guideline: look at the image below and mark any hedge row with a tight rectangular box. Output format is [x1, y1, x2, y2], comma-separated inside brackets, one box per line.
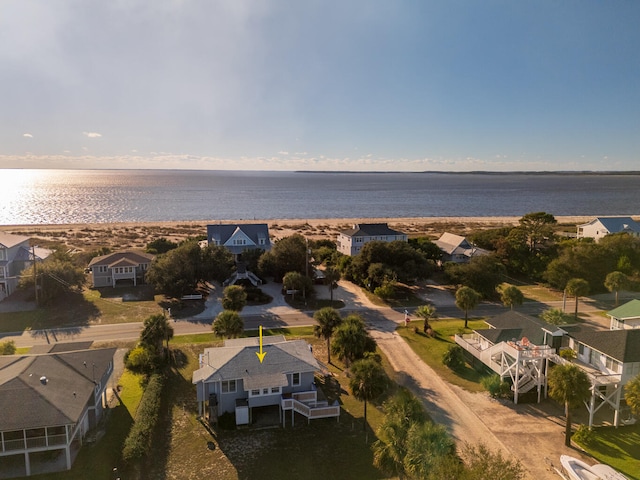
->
[122, 373, 165, 462]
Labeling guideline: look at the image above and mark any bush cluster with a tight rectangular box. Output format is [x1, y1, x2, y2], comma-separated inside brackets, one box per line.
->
[442, 345, 466, 371]
[122, 373, 165, 462]
[481, 374, 512, 399]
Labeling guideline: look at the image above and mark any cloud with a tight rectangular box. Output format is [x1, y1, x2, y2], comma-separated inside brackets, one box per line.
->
[83, 132, 102, 138]
[278, 151, 289, 155]
[23, 133, 33, 138]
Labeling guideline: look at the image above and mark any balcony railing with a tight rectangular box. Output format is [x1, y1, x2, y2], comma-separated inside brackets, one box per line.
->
[2, 434, 69, 452]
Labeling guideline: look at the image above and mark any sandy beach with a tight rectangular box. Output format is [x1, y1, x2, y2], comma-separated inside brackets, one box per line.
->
[0, 215, 601, 252]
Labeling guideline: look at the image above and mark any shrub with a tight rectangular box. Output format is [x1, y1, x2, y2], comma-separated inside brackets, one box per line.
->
[559, 348, 577, 361]
[0, 340, 17, 355]
[572, 424, 595, 446]
[443, 345, 466, 371]
[482, 375, 512, 399]
[124, 345, 157, 374]
[122, 373, 165, 462]
[374, 282, 395, 299]
[541, 308, 574, 325]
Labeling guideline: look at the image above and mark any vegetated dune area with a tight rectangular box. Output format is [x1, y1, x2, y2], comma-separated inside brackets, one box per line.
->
[0, 216, 600, 251]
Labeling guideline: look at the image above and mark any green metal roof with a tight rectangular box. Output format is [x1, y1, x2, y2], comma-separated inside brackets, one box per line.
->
[607, 299, 640, 319]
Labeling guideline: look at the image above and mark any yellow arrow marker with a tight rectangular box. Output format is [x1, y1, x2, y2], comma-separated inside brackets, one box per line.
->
[256, 325, 267, 363]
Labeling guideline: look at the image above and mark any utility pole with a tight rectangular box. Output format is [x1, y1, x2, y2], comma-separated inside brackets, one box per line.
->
[303, 237, 309, 303]
[32, 246, 38, 305]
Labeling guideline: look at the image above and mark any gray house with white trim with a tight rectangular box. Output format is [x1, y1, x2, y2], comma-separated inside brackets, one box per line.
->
[0, 232, 51, 302]
[206, 224, 271, 259]
[193, 336, 339, 427]
[87, 251, 154, 288]
[337, 223, 407, 256]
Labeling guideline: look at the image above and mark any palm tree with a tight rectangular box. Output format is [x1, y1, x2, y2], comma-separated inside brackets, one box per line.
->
[383, 388, 427, 427]
[415, 304, 437, 334]
[403, 421, 455, 479]
[372, 417, 409, 478]
[605, 271, 628, 307]
[324, 267, 341, 304]
[565, 278, 590, 320]
[212, 310, 244, 339]
[455, 286, 480, 328]
[548, 364, 592, 446]
[313, 307, 343, 364]
[350, 357, 388, 439]
[221, 285, 247, 311]
[331, 315, 377, 368]
[498, 285, 524, 311]
[372, 389, 429, 478]
[140, 314, 174, 357]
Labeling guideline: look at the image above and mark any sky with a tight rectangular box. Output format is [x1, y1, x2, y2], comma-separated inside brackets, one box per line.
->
[1, 0, 639, 172]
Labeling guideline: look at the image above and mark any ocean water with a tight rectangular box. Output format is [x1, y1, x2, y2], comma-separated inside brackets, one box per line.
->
[1, 169, 639, 225]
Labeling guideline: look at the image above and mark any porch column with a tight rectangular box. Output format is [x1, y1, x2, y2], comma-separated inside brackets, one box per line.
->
[613, 386, 622, 427]
[588, 388, 596, 428]
[24, 452, 30, 476]
[66, 445, 71, 470]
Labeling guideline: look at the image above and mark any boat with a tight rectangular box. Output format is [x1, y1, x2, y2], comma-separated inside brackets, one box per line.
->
[560, 455, 601, 480]
[559, 456, 629, 480]
[591, 464, 629, 480]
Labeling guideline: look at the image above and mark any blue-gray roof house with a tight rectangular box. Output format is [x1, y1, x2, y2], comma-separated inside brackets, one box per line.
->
[192, 336, 339, 427]
[577, 217, 640, 242]
[206, 223, 271, 257]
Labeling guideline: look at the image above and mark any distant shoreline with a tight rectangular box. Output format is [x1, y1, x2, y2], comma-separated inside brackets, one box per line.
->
[2, 167, 640, 175]
[295, 170, 640, 175]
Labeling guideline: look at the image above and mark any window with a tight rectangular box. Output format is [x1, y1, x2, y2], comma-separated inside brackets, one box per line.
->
[291, 372, 301, 386]
[606, 357, 620, 373]
[249, 387, 281, 398]
[578, 344, 585, 355]
[259, 238, 265, 245]
[221, 380, 236, 394]
[98, 265, 108, 273]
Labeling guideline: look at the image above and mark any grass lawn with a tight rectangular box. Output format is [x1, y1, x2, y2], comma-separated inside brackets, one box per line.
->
[513, 283, 564, 303]
[397, 318, 489, 392]
[575, 424, 640, 480]
[0, 288, 166, 333]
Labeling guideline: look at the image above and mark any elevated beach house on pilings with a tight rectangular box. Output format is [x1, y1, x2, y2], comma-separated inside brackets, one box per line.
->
[456, 305, 640, 427]
[206, 223, 271, 287]
[559, 327, 640, 427]
[0, 232, 51, 302]
[0, 345, 116, 478]
[192, 336, 339, 428]
[337, 223, 407, 256]
[455, 311, 564, 404]
[87, 251, 154, 288]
